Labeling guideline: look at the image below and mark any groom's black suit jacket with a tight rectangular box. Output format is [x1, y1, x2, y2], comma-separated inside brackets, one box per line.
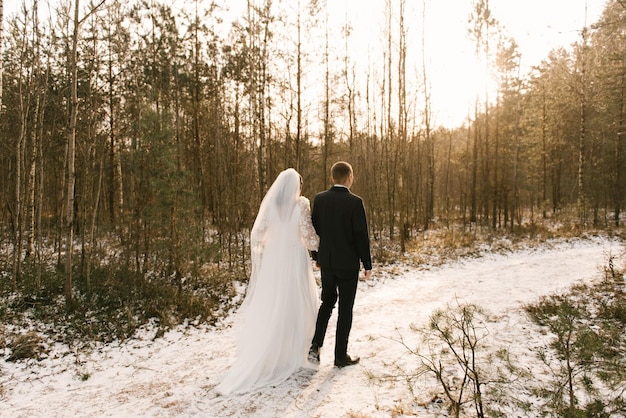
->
[311, 186, 372, 271]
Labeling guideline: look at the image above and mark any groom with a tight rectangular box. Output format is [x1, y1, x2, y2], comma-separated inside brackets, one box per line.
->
[309, 161, 372, 368]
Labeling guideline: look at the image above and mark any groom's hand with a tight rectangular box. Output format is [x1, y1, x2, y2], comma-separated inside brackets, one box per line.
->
[362, 270, 372, 280]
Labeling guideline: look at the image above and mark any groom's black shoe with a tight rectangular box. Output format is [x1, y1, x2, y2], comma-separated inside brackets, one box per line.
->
[334, 354, 360, 368]
[308, 344, 320, 364]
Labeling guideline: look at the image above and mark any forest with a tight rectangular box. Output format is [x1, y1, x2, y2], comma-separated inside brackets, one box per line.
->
[0, 0, 625, 333]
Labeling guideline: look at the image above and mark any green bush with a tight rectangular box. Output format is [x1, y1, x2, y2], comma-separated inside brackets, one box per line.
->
[524, 254, 626, 416]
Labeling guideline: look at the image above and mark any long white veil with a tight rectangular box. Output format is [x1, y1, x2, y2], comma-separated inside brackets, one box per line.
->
[244, 168, 301, 309]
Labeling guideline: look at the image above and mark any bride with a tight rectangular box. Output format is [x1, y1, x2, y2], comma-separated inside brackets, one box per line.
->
[216, 168, 320, 395]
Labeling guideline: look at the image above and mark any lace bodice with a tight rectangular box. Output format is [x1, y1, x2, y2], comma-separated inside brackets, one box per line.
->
[296, 196, 319, 251]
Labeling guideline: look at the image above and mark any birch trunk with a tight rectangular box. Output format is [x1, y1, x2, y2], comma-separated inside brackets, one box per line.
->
[65, 0, 80, 305]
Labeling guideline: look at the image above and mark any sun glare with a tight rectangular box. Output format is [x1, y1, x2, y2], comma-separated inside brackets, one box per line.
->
[324, 0, 604, 128]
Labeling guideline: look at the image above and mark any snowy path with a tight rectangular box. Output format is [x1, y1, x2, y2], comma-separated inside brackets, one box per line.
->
[1, 237, 622, 417]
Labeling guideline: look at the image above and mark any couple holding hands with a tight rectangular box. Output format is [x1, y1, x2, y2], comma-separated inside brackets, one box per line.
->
[217, 161, 372, 395]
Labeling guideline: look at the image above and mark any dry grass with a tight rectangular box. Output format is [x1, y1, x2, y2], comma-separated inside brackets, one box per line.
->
[7, 331, 46, 362]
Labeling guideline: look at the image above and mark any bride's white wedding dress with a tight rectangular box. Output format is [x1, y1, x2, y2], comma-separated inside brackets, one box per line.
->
[216, 169, 319, 395]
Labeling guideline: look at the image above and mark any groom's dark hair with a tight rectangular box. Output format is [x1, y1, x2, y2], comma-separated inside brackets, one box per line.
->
[331, 161, 353, 184]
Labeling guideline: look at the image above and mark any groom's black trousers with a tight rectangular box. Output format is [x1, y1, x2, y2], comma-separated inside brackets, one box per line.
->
[312, 267, 359, 362]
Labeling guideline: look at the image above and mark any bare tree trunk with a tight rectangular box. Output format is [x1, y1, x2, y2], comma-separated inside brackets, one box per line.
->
[248, 0, 272, 199]
[512, 118, 521, 229]
[13, 87, 25, 291]
[471, 106, 478, 224]
[322, 5, 331, 186]
[397, 0, 408, 251]
[35, 57, 49, 290]
[64, 0, 105, 304]
[492, 96, 499, 228]
[421, 0, 434, 231]
[13, 9, 33, 290]
[86, 151, 104, 291]
[343, 8, 355, 158]
[577, 28, 589, 225]
[27, 99, 38, 263]
[65, 0, 81, 306]
[384, 0, 397, 240]
[171, 14, 184, 286]
[482, 2, 491, 226]
[106, 9, 124, 226]
[444, 130, 452, 224]
[27, 0, 43, 263]
[541, 82, 548, 219]
[295, 0, 302, 171]
[614, 54, 625, 226]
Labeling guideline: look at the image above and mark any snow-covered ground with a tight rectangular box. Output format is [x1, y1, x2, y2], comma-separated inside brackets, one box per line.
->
[1, 236, 623, 417]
